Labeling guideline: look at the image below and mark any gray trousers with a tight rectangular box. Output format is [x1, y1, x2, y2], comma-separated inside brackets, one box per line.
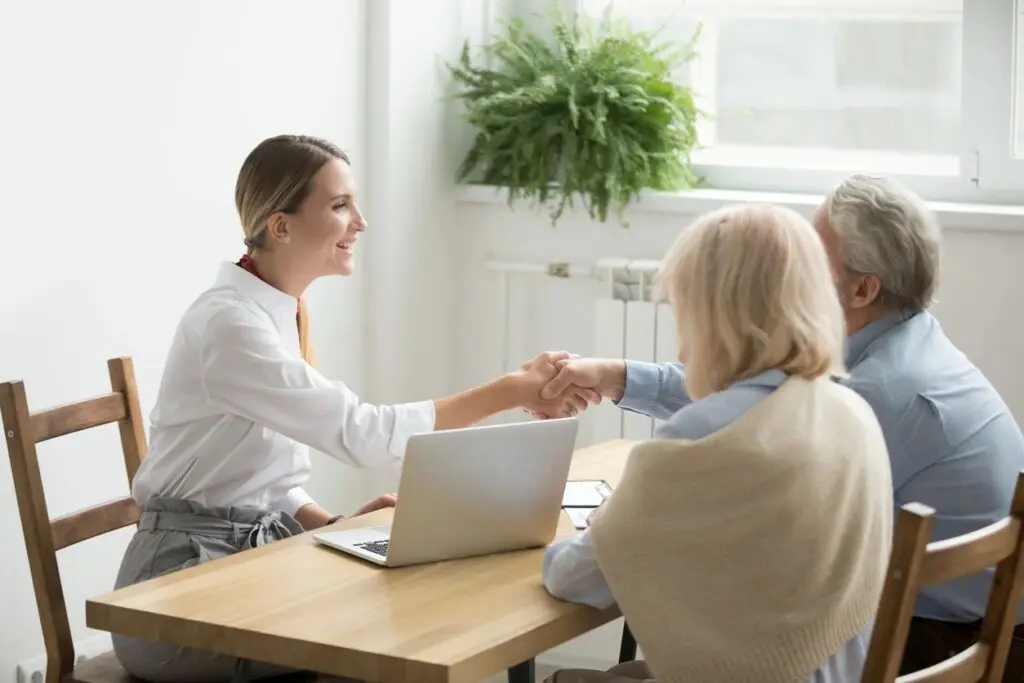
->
[112, 497, 336, 683]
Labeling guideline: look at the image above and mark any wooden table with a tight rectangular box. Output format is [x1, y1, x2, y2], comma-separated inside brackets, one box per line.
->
[86, 439, 635, 683]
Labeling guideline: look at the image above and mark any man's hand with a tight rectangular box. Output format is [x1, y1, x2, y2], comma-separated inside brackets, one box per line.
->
[351, 493, 397, 517]
[514, 351, 602, 419]
[541, 358, 628, 402]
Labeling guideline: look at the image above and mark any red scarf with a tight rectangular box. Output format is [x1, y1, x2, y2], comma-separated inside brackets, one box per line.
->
[237, 254, 302, 319]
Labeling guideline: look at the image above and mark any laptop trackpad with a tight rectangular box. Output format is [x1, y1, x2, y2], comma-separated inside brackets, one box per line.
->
[342, 525, 390, 544]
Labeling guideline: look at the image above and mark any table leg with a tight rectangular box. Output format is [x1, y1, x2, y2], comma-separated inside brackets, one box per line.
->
[507, 658, 536, 683]
[618, 622, 637, 663]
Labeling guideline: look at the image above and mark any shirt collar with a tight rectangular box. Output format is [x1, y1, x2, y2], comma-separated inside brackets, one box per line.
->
[732, 368, 788, 390]
[845, 312, 914, 367]
[214, 261, 298, 319]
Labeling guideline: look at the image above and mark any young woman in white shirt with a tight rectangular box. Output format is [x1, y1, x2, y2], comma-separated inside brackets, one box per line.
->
[112, 134, 596, 683]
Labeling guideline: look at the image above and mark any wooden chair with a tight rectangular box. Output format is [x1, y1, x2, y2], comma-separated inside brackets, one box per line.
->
[861, 471, 1024, 683]
[1, 357, 147, 683]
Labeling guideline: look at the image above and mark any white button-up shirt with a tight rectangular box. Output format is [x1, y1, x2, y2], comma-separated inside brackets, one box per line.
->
[132, 262, 436, 517]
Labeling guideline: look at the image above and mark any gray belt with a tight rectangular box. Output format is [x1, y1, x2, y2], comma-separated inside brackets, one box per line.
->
[138, 507, 301, 549]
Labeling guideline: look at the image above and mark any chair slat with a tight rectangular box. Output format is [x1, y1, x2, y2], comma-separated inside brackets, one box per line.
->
[898, 643, 988, 683]
[50, 497, 140, 551]
[920, 518, 1020, 587]
[30, 393, 127, 442]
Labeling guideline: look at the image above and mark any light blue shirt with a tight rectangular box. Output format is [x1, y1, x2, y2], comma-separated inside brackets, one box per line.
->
[613, 310, 1024, 623]
[542, 369, 872, 683]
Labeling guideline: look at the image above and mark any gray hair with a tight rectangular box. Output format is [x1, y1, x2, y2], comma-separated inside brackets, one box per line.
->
[823, 174, 941, 312]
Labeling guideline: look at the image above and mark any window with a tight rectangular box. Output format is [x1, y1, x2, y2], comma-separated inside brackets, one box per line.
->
[557, 0, 1024, 201]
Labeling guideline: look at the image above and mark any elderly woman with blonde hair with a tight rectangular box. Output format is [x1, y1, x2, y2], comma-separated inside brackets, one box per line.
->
[541, 204, 894, 683]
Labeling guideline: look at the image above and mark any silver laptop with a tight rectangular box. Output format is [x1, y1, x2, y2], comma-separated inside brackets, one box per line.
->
[313, 417, 579, 567]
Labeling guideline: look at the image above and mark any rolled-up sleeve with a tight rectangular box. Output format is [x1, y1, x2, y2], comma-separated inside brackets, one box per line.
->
[616, 361, 692, 421]
[276, 486, 315, 517]
[199, 308, 436, 467]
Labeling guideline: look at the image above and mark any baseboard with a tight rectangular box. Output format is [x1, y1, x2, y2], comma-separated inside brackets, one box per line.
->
[16, 634, 112, 683]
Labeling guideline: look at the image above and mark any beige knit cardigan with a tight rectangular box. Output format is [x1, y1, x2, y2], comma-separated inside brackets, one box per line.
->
[589, 376, 893, 683]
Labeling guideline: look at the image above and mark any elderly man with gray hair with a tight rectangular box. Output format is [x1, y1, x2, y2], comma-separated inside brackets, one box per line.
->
[541, 174, 1024, 681]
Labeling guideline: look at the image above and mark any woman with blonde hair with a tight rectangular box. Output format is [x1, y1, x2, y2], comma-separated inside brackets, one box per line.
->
[541, 204, 894, 683]
[112, 134, 595, 683]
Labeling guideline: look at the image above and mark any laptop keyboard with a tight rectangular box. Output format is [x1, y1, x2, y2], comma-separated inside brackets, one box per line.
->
[356, 540, 389, 557]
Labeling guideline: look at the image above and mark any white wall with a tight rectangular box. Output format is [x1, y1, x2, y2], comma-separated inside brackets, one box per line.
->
[450, 194, 1024, 667]
[0, 0, 368, 676]
[356, 0, 480, 495]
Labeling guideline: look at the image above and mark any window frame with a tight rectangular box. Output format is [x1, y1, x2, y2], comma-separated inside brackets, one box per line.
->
[505, 0, 1024, 204]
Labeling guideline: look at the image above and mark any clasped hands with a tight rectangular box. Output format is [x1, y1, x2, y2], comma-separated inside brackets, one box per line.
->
[513, 351, 626, 420]
[336, 352, 622, 525]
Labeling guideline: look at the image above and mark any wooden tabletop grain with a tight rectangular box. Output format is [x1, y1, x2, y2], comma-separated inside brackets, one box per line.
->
[86, 439, 635, 683]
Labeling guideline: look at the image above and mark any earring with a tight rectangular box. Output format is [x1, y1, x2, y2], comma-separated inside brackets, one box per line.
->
[282, 236, 291, 244]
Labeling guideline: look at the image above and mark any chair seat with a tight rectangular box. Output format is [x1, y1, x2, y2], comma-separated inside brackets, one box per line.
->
[64, 651, 137, 683]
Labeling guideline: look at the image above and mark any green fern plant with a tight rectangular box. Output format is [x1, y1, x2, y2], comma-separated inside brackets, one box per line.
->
[448, 9, 702, 225]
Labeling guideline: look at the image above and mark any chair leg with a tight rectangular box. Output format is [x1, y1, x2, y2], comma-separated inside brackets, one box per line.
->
[618, 622, 637, 663]
[508, 658, 536, 683]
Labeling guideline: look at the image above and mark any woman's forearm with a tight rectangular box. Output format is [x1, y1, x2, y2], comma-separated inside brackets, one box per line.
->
[294, 503, 332, 530]
[433, 374, 522, 431]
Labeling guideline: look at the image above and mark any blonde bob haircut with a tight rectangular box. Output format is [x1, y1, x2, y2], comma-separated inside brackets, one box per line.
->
[655, 203, 847, 400]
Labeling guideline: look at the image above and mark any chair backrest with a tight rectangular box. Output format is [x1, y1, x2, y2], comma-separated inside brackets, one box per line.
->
[0, 357, 147, 683]
[861, 472, 1024, 683]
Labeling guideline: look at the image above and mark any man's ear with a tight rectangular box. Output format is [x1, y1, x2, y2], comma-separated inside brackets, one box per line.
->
[848, 273, 883, 310]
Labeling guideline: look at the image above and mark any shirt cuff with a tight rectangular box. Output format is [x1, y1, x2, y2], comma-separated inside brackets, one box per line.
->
[615, 360, 664, 415]
[281, 486, 316, 518]
[388, 400, 437, 458]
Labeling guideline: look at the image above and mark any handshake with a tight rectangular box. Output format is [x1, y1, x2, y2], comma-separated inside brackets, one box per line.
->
[511, 352, 628, 420]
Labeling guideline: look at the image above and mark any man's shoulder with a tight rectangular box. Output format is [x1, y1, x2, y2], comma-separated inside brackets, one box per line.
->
[848, 312, 974, 404]
[846, 313, 1021, 458]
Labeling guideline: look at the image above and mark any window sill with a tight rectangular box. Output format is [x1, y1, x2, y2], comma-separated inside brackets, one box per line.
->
[455, 184, 1024, 233]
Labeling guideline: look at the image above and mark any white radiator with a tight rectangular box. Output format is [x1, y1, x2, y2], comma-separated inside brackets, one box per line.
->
[591, 285, 678, 442]
[483, 258, 665, 666]
[486, 258, 677, 442]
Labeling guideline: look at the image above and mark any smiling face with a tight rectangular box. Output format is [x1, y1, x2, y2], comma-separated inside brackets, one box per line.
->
[274, 158, 366, 278]
[236, 135, 366, 289]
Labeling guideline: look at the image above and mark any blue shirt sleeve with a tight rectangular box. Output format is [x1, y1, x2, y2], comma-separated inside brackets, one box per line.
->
[616, 361, 692, 421]
[542, 530, 616, 609]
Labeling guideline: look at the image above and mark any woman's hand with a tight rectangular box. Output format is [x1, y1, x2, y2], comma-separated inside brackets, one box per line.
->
[351, 493, 397, 517]
[432, 351, 600, 431]
[514, 352, 602, 419]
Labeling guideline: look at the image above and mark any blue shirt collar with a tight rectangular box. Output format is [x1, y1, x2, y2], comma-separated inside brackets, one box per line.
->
[845, 311, 917, 367]
[731, 368, 788, 390]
